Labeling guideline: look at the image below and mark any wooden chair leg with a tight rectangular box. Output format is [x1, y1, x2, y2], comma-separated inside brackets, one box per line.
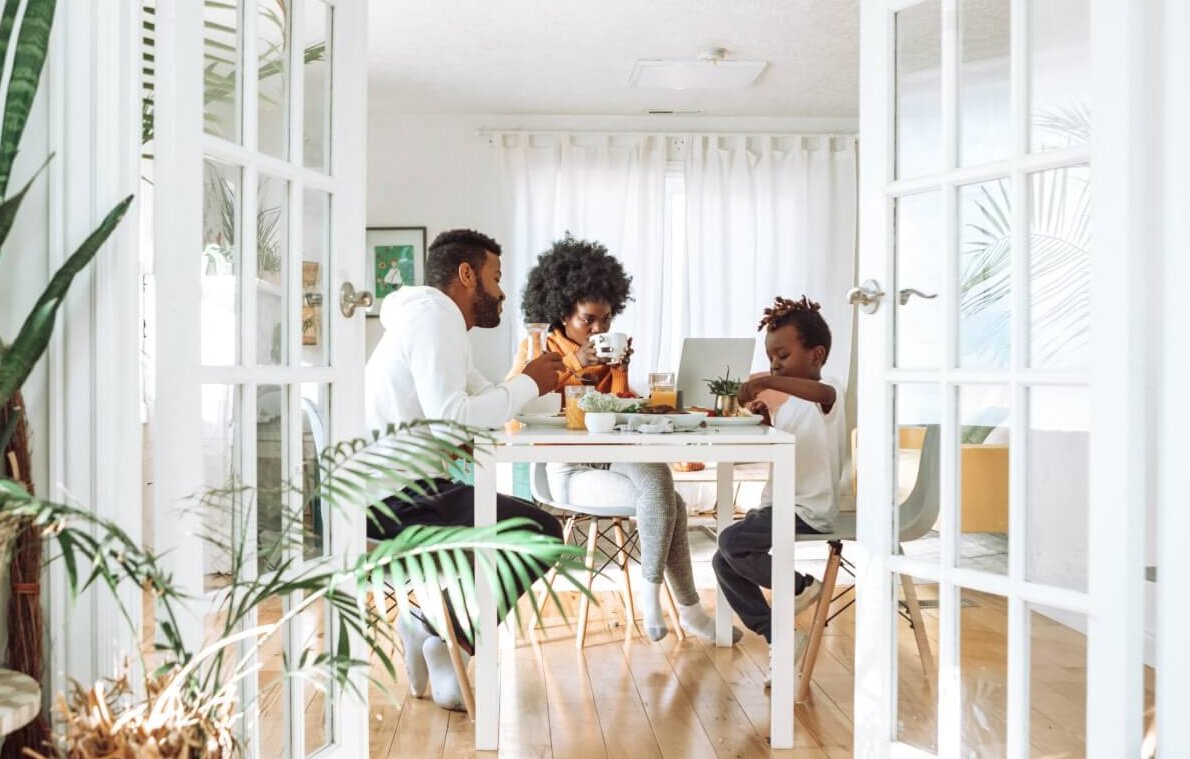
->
[1141, 713, 1157, 759]
[797, 541, 842, 702]
[431, 585, 475, 720]
[529, 515, 575, 643]
[661, 579, 686, 641]
[611, 518, 636, 642]
[575, 517, 600, 649]
[899, 573, 937, 698]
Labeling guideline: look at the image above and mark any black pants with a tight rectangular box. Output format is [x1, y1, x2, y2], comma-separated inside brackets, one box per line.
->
[711, 505, 822, 643]
[368, 478, 563, 649]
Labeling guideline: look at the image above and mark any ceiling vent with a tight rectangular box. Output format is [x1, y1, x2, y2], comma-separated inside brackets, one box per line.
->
[646, 109, 704, 115]
[630, 47, 767, 90]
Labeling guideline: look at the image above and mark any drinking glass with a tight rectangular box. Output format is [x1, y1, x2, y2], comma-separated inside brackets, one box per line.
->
[648, 372, 677, 408]
[564, 385, 592, 430]
[525, 322, 550, 361]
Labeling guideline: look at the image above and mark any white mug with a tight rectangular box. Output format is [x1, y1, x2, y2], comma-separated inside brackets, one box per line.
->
[589, 332, 629, 363]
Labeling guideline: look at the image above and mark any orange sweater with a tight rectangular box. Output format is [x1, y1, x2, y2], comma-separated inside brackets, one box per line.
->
[507, 328, 630, 395]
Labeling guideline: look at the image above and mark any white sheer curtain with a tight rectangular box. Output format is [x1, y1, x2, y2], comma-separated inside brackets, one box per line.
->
[680, 134, 857, 387]
[495, 131, 857, 390]
[495, 133, 668, 389]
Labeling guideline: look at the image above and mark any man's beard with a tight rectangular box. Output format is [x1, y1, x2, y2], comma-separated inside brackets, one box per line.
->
[473, 288, 503, 329]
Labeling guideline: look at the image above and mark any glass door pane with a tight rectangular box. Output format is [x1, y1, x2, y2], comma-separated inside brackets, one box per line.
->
[896, 1, 943, 179]
[959, 0, 1011, 166]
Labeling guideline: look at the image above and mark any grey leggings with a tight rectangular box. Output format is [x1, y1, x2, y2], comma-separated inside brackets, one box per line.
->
[546, 462, 699, 606]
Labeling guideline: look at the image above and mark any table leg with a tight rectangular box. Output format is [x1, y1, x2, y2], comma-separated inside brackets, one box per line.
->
[770, 446, 796, 748]
[473, 446, 500, 750]
[716, 461, 735, 646]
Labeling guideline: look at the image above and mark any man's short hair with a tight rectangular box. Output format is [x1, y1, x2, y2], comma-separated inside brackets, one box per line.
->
[425, 229, 502, 289]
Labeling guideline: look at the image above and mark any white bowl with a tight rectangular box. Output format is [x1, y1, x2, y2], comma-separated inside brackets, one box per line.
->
[521, 392, 562, 414]
[584, 412, 618, 433]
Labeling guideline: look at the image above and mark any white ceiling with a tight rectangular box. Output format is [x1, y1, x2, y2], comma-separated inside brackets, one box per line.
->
[367, 0, 860, 118]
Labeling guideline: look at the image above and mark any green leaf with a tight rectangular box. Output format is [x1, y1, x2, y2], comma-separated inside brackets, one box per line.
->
[0, 194, 133, 406]
[0, 398, 20, 452]
[0, 0, 56, 197]
[0, 152, 51, 255]
[0, 0, 21, 93]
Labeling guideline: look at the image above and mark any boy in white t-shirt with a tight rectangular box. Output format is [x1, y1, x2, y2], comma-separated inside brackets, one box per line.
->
[712, 295, 846, 669]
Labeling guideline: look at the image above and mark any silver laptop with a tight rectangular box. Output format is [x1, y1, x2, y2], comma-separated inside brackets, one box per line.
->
[676, 338, 759, 409]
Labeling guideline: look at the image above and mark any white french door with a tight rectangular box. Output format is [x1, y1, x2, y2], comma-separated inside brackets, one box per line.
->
[853, 0, 1145, 756]
[152, 1, 368, 757]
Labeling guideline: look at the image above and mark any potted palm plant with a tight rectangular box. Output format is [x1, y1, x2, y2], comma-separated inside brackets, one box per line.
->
[10, 420, 586, 759]
[704, 369, 744, 417]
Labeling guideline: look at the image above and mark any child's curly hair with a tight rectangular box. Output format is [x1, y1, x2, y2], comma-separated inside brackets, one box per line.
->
[758, 295, 832, 359]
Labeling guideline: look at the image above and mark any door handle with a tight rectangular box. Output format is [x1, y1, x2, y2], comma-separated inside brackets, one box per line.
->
[339, 282, 374, 317]
[898, 288, 938, 306]
[847, 279, 885, 314]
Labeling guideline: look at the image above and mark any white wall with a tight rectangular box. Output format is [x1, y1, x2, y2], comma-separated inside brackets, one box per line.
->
[363, 110, 857, 380]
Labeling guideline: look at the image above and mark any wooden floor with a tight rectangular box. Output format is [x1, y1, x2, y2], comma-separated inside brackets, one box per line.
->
[357, 582, 1150, 758]
[183, 539, 1155, 757]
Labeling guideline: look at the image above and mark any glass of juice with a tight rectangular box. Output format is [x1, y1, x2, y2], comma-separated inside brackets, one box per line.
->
[564, 386, 591, 430]
[647, 372, 677, 408]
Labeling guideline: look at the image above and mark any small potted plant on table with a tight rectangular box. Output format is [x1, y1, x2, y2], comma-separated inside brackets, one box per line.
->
[704, 369, 744, 417]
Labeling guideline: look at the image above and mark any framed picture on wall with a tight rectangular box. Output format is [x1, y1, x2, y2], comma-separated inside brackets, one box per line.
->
[365, 226, 427, 316]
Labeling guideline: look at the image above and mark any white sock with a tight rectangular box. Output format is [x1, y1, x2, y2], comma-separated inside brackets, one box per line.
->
[640, 581, 668, 641]
[678, 602, 743, 644]
[396, 609, 432, 698]
[422, 636, 469, 712]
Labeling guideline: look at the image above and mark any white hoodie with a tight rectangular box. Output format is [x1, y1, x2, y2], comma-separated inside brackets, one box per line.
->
[364, 286, 538, 432]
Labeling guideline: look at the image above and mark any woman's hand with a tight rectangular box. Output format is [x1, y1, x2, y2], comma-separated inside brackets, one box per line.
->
[745, 400, 772, 426]
[615, 337, 634, 367]
[737, 376, 770, 405]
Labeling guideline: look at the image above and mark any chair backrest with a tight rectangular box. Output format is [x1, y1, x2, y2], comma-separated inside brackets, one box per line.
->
[898, 424, 941, 543]
[529, 462, 556, 507]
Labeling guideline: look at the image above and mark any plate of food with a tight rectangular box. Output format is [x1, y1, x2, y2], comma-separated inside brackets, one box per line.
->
[515, 412, 567, 427]
[704, 415, 763, 427]
[618, 405, 709, 431]
[686, 407, 764, 427]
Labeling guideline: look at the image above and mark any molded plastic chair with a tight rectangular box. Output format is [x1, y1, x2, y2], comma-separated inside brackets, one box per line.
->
[528, 462, 684, 647]
[796, 425, 941, 702]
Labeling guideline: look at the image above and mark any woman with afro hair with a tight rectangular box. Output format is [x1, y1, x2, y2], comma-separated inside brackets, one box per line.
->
[507, 234, 740, 644]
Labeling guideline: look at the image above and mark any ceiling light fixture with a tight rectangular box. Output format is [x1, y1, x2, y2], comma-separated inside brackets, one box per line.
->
[629, 47, 767, 90]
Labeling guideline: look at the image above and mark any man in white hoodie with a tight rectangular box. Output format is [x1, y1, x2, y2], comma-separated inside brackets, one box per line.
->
[365, 228, 565, 712]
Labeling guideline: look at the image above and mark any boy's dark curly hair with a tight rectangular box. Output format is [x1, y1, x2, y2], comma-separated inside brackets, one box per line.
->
[520, 234, 633, 329]
[758, 295, 832, 359]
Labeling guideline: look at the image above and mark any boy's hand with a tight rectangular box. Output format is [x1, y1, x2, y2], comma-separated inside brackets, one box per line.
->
[745, 400, 772, 426]
[737, 376, 770, 404]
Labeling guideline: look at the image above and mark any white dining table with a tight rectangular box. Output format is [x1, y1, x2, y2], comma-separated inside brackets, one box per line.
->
[471, 423, 799, 749]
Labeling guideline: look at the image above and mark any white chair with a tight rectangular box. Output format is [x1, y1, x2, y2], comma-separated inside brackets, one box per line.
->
[528, 462, 685, 647]
[796, 425, 940, 702]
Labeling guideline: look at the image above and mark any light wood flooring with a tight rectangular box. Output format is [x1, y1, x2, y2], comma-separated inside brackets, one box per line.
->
[182, 540, 1155, 758]
[356, 582, 1151, 758]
